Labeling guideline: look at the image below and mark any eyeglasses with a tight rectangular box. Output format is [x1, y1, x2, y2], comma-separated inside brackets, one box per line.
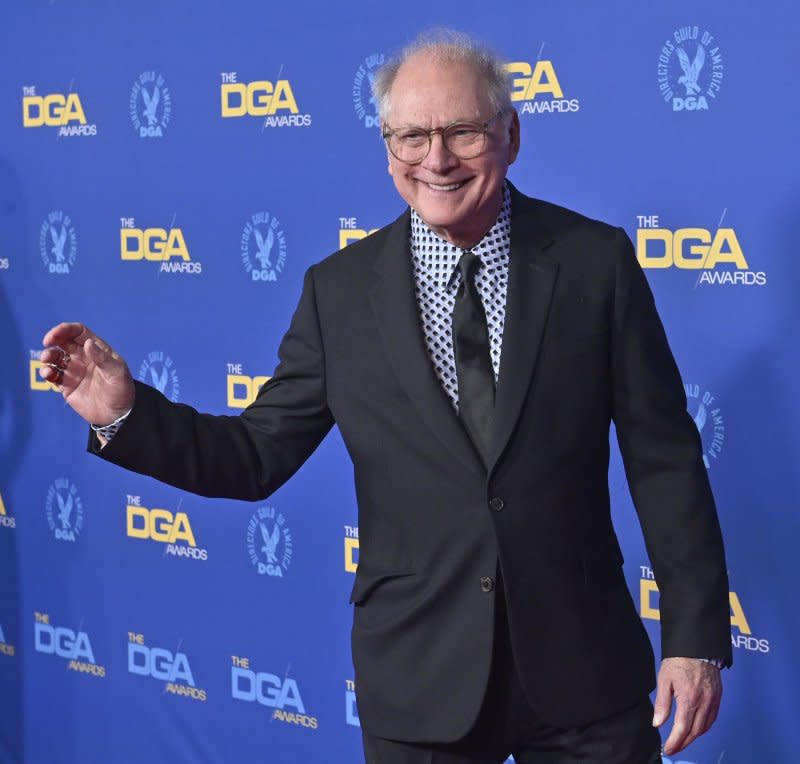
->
[382, 109, 505, 164]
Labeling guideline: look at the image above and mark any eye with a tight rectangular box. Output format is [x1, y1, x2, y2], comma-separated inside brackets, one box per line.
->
[396, 129, 428, 147]
[446, 124, 482, 141]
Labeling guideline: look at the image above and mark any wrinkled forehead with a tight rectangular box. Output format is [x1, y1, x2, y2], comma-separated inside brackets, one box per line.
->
[386, 54, 494, 126]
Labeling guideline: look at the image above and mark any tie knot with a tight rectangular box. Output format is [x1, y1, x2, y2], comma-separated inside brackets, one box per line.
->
[457, 249, 481, 286]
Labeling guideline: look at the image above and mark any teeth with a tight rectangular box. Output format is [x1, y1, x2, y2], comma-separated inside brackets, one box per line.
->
[425, 182, 464, 191]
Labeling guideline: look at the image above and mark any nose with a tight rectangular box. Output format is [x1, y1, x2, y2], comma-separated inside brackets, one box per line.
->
[421, 131, 459, 174]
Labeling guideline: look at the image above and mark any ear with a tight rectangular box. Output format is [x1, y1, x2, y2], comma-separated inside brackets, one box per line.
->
[506, 109, 521, 165]
[382, 123, 394, 177]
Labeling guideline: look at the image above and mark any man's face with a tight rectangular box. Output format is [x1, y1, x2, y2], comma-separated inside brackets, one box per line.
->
[384, 52, 520, 247]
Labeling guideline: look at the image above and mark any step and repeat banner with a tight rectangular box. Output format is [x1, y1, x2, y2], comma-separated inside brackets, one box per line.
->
[1, 1, 797, 762]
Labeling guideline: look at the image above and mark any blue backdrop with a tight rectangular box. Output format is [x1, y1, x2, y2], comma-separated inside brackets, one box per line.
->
[1, 1, 798, 762]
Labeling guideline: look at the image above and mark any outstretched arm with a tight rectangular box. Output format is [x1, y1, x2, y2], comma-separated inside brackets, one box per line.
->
[41, 266, 334, 501]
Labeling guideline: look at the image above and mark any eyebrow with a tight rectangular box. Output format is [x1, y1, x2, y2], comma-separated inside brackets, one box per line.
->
[392, 117, 485, 129]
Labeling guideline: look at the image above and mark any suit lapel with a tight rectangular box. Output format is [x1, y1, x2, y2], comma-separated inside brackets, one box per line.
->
[368, 210, 485, 474]
[489, 189, 559, 472]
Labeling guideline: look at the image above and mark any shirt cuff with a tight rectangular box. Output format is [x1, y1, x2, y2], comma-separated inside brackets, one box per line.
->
[90, 409, 132, 442]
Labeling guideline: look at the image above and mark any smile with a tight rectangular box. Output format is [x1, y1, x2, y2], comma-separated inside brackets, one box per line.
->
[421, 180, 468, 192]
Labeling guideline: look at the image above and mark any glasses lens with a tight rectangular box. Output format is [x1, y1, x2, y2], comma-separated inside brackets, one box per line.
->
[444, 124, 486, 159]
[389, 129, 429, 163]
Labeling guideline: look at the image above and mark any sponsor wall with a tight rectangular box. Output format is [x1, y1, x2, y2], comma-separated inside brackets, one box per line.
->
[1, 1, 797, 762]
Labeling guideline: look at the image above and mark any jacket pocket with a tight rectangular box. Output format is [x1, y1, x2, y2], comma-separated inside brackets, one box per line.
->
[349, 568, 416, 605]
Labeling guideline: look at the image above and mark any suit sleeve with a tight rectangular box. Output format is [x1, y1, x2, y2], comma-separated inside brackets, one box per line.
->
[89, 265, 335, 501]
[610, 228, 732, 667]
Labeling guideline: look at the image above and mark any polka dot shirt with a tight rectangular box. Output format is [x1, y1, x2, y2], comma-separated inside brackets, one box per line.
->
[410, 184, 511, 412]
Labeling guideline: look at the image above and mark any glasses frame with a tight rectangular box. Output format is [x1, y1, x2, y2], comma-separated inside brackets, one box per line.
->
[382, 109, 506, 165]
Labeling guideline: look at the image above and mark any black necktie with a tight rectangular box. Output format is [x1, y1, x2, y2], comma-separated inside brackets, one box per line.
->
[452, 250, 494, 464]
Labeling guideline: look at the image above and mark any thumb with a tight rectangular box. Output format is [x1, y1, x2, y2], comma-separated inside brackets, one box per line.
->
[85, 337, 114, 369]
[652, 673, 674, 727]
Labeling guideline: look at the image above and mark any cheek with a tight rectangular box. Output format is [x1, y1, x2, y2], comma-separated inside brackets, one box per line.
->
[474, 156, 508, 185]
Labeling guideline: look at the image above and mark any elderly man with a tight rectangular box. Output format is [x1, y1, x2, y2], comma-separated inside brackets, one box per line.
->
[41, 31, 730, 764]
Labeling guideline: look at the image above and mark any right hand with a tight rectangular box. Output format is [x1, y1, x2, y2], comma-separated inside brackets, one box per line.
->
[40, 322, 135, 426]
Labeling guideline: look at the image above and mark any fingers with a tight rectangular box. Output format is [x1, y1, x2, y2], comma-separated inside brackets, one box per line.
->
[85, 337, 112, 367]
[39, 346, 72, 367]
[38, 363, 64, 385]
[662, 698, 697, 755]
[42, 322, 89, 349]
[38, 347, 77, 390]
[652, 674, 673, 728]
[42, 323, 115, 365]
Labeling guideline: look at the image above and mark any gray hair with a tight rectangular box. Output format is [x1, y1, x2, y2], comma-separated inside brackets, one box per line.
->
[372, 29, 513, 124]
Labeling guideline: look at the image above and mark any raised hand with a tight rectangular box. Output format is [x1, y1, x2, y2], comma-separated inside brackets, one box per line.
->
[40, 322, 135, 426]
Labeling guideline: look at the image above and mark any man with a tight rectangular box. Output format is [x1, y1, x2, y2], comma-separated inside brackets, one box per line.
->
[41, 31, 731, 764]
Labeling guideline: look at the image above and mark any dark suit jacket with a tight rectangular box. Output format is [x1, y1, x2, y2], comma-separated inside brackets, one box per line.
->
[93, 185, 732, 742]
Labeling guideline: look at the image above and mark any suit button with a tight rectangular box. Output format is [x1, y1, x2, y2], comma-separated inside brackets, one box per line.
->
[480, 576, 494, 593]
[488, 497, 504, 512]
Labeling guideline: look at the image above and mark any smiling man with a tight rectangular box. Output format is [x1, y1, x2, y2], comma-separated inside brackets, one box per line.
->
[380, 48, 519, 248]
[41, 30, 730, 764]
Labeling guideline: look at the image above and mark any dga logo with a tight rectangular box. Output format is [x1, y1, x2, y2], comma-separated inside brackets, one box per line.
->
[0, 624, 15, 657]
[635, 214, 766, 286]
[240, 212, 287, 282]
[352, 53, 385, 128]
[126, 495, 208, 561]
[138, 351, 180, 402]
[46, 478, 84, 542]
[0, 256, 9, 270]
[39, 210, 77, 274]
[344, 525, 359, 573]
[220, 72, 312, 127]
[639, 565, 769, 654]
[120, 218, 201, 274]
[128, 632, 206, 700]
[338, 218, 378, 249]
[231, 655, 318, 728]
[345, 679, 359, 727]
[226, 364, 270, 409]
[684, 383, 724, 469]
[22, 85, 97, 136]
[505, 55, 580, 115]
[246, 506, 292, 577]
[657, 26, 723, 111]
[34, 612, 105, 676]
[129, 71, 172, 138]
[0, 492, 16, 529]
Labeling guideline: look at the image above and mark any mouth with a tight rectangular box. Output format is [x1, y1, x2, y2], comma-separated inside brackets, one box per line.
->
[418, 178, 471, 192]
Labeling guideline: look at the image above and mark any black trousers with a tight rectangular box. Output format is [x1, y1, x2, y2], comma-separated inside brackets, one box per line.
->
[362, 570, 661, 764]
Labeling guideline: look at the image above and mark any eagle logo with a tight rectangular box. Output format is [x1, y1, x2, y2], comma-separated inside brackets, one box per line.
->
[676, 44, 705, 96]
[140, 85, 160, 126]
[366, 71, 379, 114]
[260, 521, 281, 564]
[50, 225, 67, 262]
[56, 491, 73, 529]
[254, 227, 275, 270]
[149, 364, 169, 393]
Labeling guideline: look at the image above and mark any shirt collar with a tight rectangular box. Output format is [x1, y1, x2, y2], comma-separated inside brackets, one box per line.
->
[410, 183, 512, 289]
